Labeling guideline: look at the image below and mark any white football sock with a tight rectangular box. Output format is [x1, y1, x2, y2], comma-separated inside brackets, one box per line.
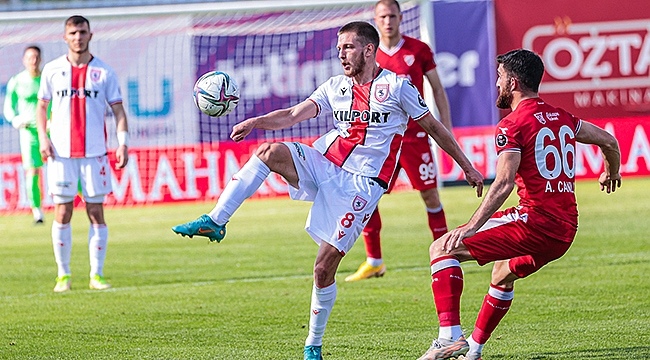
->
[438, 325, 464, 341]
[88, 224, 108, 277]
[209, 155, 270, 225]
[467, 334, 484, 355]
[305, 282, 337, 347]
[366, 257, 383, 267]
[52, 221, 72, 277]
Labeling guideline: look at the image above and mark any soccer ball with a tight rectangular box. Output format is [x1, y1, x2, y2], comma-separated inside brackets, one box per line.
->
[193, 71, 240, 117]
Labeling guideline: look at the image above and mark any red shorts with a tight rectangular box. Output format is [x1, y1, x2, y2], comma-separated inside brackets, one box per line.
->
[462, 207, 574, 278]
[388, 134, 437, 193]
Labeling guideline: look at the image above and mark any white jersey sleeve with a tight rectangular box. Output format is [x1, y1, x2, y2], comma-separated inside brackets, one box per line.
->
[398, 80, 429, 121]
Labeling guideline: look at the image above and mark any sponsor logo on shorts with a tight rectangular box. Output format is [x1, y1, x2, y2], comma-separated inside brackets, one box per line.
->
[352, 195, 368, 211]
[292, 142, 305, 161]
[55, 181, 72, 188]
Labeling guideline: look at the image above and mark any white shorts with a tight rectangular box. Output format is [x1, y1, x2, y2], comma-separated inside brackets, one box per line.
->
[284, 142, 386, 255]
[47, 154, 112, 203]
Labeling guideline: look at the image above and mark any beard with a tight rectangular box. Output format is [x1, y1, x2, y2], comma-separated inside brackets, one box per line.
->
[496, 87, 513, 109]
[344, 55, 366, 78]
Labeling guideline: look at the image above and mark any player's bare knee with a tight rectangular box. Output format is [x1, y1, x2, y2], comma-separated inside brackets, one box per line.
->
[429, 239, 446, 259]
[312, 265, 334, 288]
[254, 142, 275, 162]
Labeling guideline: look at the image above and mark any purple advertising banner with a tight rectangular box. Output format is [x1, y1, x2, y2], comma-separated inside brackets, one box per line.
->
[191, 2, 497, 144]
[432, 0, 498, 127]
[194, 29, 341, 143]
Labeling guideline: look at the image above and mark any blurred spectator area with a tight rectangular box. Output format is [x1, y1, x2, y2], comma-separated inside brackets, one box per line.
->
[0, 0, 231, 11]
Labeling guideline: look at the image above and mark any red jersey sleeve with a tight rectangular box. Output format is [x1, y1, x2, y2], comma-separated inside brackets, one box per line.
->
[494, 116, 522, 155]
[415, 37, 437, 74]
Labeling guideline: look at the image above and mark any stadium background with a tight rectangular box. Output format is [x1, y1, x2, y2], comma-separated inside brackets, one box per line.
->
[0, 0, 648, 213]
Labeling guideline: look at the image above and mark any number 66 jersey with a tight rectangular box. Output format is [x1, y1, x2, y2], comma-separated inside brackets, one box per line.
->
[495, 98, 582, 242]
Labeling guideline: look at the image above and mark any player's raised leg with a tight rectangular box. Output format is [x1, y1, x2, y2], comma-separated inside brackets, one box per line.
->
[172, 142, 296, 242]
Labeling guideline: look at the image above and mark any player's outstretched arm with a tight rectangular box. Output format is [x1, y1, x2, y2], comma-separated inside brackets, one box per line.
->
[417, 113, 484, 196]
[576, 121, 621, 193]
[231, 100, 318, 142]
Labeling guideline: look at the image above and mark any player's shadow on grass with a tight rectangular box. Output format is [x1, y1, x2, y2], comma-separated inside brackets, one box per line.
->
[490, 346, 650, 359]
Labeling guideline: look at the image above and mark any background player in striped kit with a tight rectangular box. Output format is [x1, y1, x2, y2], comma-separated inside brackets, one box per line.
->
[37, 15, 129, 293]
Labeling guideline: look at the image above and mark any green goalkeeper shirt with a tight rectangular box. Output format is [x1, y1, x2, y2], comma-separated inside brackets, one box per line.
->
[4, 69, 40, 129]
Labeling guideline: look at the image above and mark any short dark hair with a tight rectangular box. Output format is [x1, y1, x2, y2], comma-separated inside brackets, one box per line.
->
[338, 21, 380, 53]
[375, 0, 401, 13]
[65, 15, 90, 30]
[24, 45, 41, 56]
[496, 49, 544, 93]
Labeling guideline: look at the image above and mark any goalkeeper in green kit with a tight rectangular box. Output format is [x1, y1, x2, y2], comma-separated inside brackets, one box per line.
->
[4, 45, 46, 223]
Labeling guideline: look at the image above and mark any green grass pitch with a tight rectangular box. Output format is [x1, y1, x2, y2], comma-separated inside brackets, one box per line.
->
[1, 177, 649, 359]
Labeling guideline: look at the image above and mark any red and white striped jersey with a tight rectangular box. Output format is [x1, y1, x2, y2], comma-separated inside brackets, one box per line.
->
[308, 68, 430, 184]
[377, 35, 437, 140]
[38, 55, 123, 158]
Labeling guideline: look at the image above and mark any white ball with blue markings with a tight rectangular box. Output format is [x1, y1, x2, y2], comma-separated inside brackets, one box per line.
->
[193, 71, 240, 117]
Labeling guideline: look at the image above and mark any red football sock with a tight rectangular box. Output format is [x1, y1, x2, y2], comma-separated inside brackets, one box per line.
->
[430, 255, 463, 326]
[428, 207, 448, 240]
[362, 208, 382, 259]
[472, 284, 514, 344]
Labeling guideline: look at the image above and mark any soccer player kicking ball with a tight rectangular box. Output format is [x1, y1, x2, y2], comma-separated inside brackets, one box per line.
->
[418, 49, 621, 360]
[172, 21, 484, 360]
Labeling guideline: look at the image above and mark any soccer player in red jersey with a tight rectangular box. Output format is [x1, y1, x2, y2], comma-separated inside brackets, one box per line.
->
[345, 0, 454, 282]
[418, 49, 621, 360]
[36, 15, 129, 293]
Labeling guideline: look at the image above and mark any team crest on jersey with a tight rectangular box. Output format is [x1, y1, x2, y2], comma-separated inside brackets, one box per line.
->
[533, 112, 546, 124]
[403, 55, 415, 66]
[374, 84, 390, 103]
[352, 195, 368, 211]
[90, 69, 102, 82]
[421, 153, 431, 163]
